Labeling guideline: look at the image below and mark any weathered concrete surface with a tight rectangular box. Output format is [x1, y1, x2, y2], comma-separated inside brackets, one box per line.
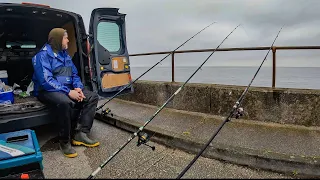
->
[118, 80, 320, 126]
[34, 121, 290, 179]
[97, 98, 320, 178]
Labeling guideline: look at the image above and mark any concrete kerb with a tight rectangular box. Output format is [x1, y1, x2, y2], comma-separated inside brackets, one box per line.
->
[95, 112, 320, 178]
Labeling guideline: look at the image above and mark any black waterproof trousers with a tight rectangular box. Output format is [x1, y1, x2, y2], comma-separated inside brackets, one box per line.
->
[38, 89, 99, 142]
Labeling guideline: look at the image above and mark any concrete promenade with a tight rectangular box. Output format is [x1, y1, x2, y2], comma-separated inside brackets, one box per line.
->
[36, 120, 290, 179]
[96, 98, 320, 178]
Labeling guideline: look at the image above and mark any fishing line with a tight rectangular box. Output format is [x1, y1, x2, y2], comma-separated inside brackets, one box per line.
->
[87, 24, 241, 179]
[96, 22, 217, 112]
[176, 26, 284, 179]
[240, 24, 250, 40]
[123, 147, 167, 177]
[136, 152, 167, 178]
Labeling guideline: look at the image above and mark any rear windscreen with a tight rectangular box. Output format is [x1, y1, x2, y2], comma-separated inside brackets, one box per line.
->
[97, 21, 121, 53]
[6, 41, 36, 49]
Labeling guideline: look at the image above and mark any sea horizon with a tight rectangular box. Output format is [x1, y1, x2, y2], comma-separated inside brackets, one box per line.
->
[129, 66, 320, 90]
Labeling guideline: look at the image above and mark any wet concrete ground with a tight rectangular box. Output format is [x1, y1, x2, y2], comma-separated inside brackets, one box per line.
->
[34, 120, 292, 179]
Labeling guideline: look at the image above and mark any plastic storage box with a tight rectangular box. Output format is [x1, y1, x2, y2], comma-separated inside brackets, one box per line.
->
[0, 91, 14, 105]
[0, 129, 45, 179]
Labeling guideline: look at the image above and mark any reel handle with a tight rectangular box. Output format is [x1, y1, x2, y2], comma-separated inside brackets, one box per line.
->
[143, 143, 155, 151]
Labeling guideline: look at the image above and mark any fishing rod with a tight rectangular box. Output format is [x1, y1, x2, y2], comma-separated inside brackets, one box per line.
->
[87, 24, 241, 179]
[96, 22, 216, 113]
[176, 26, 284, 179]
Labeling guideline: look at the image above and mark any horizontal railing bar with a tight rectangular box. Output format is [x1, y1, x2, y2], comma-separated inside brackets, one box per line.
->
[129, 46, 320, 57]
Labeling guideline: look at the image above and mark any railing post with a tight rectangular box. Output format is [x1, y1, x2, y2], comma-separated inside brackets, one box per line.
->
[172, 52, 175, 82]
[272, 46, 276, 88]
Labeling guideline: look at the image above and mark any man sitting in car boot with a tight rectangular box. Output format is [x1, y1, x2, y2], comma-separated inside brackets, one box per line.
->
[32, 28, 100, 158]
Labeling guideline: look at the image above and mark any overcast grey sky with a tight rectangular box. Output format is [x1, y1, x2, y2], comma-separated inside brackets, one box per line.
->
[4, 0, 320, 67]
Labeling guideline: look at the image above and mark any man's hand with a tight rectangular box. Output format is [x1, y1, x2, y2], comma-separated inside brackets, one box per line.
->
[74, 88, 86, 102]
[69, 90, 82, 101]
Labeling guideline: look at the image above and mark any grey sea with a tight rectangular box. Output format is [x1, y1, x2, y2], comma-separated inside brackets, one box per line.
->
[130, 66, 320, 90]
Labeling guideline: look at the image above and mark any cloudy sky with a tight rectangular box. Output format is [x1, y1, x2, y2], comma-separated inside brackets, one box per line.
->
[4, 0, 320, 67]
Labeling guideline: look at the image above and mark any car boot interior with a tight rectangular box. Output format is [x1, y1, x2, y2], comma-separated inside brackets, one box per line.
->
[0, 5, 81, 114]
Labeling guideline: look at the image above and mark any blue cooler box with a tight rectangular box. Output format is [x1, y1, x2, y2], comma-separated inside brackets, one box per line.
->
[0, 91, 14, 105]
[0, 129, 45, 179]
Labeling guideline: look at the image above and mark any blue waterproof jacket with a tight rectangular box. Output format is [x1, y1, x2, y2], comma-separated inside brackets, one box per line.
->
[32, 43, 83, 96]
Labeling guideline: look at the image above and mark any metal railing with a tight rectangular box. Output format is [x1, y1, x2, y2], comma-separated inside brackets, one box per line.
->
[129, 46, 320, 88]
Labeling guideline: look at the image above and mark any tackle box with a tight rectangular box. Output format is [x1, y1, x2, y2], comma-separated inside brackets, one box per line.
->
[0, 129, 45, 179]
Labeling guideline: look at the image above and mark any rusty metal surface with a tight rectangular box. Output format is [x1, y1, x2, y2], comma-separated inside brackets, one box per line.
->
[172, 52, 175, 82]
[272, 47, 277, 88]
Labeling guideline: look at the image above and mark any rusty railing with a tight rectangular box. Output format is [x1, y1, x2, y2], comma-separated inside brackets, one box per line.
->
[129, 46, 320, 88]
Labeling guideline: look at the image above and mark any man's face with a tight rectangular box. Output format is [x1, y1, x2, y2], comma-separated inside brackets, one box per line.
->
[62, 32, 69, 50]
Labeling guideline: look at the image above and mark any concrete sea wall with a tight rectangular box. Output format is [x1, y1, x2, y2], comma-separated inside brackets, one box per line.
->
[117, 80, 320, 126]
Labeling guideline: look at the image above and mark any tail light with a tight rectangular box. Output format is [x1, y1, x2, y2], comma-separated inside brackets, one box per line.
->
[128, 74, 132, 81]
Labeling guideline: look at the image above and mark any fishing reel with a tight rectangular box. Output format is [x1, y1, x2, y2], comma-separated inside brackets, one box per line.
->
[233, 107, 244, 119]
[137, 131, 155, 151]
[230, 101, 244, 119]
[101, 107, 113, 117]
